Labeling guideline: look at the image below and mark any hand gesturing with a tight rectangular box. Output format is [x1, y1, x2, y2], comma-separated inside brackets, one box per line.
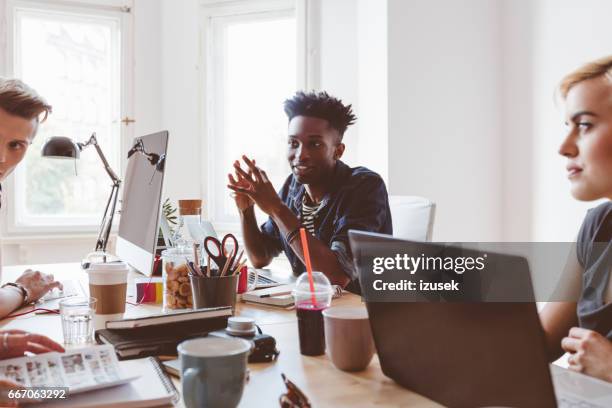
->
[227, 155, 283, 216]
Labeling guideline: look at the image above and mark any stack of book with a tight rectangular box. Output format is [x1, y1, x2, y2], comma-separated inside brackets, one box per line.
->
[95, 307, 232, 359]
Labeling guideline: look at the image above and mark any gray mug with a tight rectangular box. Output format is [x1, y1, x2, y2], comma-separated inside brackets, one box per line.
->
[178, 337, 252, 408]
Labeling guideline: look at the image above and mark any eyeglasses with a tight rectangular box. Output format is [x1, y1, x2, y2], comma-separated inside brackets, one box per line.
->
[279, 373, 311, 408]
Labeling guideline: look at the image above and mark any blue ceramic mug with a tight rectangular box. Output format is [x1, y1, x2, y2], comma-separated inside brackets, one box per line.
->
[178, 337, 252, 408]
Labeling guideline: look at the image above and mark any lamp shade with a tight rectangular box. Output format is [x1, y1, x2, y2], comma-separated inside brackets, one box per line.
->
[41, 136, 81, 159]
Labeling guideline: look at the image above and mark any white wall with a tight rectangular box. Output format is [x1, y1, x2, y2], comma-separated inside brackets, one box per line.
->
[499, 0, 535, 241]
[356, 0, 387, 183]
[133, 0, 163, 139]
[387, 0, 504, 241]
[159, 0, 202, 202]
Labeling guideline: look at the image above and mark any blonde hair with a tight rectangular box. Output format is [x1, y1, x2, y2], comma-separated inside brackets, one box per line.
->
[0, 78, 52, 123]
[559, 55, 612, 98]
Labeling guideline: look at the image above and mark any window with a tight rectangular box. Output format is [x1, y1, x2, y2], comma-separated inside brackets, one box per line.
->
[6, 1, 129, 232]
[204, 0, 303, 228]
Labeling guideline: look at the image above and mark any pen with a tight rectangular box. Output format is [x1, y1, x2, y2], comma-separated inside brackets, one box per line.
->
[260, 291, 292, 298]
[186, 259, 199, 276]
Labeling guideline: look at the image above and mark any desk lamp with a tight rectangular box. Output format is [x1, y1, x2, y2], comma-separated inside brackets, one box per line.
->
[41, 133, 120, 268]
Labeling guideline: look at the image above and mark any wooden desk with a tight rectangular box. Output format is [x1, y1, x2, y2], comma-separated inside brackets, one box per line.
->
[0, 263, 441, 407]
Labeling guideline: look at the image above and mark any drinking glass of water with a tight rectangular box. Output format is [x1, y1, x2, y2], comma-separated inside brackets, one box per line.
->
[59, 297, 97, 345]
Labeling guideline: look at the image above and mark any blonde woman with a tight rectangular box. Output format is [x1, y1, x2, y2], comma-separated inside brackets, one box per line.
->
[540, 56, 612, 382]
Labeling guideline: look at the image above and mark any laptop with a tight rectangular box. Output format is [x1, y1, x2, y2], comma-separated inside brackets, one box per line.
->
[250, 267, 296, 288]
[348, 230, 612, 408]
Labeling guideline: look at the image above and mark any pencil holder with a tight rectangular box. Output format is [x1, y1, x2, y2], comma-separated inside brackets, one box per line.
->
[189, 273, 239, 311]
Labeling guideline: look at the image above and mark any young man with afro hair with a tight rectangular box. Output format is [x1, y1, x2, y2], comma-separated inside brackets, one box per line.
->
[227, 91, 392, 291]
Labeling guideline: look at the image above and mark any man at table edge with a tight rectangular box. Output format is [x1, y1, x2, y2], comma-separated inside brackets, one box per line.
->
[0, 78, 65, 400]
[227, 91, 392, 292]
[0, 78, 62, 319]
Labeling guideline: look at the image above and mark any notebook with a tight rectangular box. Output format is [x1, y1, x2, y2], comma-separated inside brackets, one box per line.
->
[106, 306, 231, 329]
[241, 284, 343, 307]
[0, 345, 136, 395]
[34, 357, 178, 408]
[241, 284, 295, 307]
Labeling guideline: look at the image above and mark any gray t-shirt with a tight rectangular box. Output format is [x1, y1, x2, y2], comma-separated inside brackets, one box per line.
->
[576, 201, 612, 339]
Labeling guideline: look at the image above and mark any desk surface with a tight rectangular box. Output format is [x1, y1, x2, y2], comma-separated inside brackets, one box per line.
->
[0, 263, 441, 408]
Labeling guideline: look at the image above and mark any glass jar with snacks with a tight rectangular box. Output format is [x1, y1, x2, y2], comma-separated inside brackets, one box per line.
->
[162, 248, 194, 312]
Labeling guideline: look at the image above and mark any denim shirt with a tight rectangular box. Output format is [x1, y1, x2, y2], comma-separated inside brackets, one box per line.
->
[260, 160, 392, 291]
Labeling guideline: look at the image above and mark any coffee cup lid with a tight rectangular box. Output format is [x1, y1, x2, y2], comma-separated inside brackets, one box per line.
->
[292, 271, 333, 297]
[87, 261, 129, 272]
[226, 317, 256, 336]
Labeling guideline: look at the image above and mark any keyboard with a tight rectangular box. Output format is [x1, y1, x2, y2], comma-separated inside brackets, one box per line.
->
[557, 396, 604, 408]
[248, 274, 278, 286]
[37, 280, 85, 309]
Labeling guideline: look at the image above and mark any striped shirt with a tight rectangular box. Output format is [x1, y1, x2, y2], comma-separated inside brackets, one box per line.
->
[301, 196, 321, 235]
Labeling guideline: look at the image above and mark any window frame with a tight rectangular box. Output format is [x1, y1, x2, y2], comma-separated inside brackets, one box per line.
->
[0, 0, 134, 236]
[199, 0, 316, 234]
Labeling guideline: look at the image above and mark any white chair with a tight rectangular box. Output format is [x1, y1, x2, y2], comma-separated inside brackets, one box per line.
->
[388, 195, 436, 241]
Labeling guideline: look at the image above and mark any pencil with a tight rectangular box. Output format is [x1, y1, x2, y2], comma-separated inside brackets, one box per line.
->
[220, 247, 235, 277]
[232, 259, 247, 276]
[206, 256, 211, 277]
[233, 250, 244, 272]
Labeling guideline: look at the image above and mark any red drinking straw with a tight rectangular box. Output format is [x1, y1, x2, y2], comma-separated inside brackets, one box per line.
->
[299, 227, 317, 305]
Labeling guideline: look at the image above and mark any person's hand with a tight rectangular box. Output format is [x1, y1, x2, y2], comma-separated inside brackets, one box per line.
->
[228, 160, 255, 212]
[15, 269, 62, 303]
[562, 327, 612, 382]
[1, 377, 44, 407]
[0, 330, 65, 360]
[227, 156, 284, 216]
[0, 378, 24, 407]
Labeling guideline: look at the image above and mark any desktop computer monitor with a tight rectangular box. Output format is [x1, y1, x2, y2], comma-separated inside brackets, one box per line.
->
[116, 130, 169, 275]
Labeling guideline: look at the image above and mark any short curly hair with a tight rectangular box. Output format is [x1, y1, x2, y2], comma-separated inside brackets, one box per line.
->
[283, 91, 356, 138]
[0, 78, 52, 124]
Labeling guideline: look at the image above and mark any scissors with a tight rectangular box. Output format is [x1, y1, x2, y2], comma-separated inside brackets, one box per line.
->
[204, 233, 238, 272]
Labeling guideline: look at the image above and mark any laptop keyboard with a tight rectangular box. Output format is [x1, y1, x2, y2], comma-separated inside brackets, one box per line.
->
[557, 396, 604, 408]
[248, 274, 277, 285]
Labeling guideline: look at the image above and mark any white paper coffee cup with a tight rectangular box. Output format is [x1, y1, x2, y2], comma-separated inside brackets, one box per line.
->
[87, 262, 129, 329]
